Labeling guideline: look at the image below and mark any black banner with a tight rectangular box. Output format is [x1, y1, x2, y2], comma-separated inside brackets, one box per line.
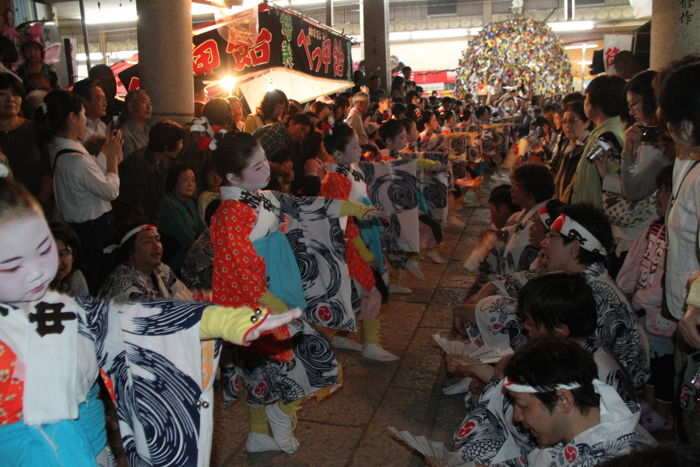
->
[192, 4, 353, 82]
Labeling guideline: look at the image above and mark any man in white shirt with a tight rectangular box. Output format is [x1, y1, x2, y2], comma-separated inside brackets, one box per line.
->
[73, 78, 107, 143]
[346, 92, 369, 145]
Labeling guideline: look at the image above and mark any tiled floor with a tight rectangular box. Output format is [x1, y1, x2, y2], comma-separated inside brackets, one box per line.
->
[209, 201, 490, 466]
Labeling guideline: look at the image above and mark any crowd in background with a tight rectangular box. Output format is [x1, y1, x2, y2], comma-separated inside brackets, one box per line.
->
[2, 29, 700, 465]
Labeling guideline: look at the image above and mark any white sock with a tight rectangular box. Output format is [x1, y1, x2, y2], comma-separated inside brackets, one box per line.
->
[265, 403, 300, 454]
[246, 432, 282, 453]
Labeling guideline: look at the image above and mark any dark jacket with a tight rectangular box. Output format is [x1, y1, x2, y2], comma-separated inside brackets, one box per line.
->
[113, 147, 169, 223]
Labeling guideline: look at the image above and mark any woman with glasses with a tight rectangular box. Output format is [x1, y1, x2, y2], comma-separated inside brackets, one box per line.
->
[553, 100, 590, 203]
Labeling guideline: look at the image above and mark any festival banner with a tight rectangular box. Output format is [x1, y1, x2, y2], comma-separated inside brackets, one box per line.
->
[116, 4, 353, 105]
[192, 3, 354, 104]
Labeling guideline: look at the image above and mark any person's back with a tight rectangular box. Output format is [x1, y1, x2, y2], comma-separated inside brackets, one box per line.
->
[114, 147, 168, 223]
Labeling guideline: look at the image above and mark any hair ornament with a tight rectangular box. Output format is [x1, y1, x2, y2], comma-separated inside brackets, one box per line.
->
[190, 117, 208, 133]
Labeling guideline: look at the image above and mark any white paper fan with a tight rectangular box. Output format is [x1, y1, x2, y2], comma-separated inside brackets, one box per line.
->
[432, 334, 480, 356]
[432, 334, 512, 365]
[387, 426, 473, 466]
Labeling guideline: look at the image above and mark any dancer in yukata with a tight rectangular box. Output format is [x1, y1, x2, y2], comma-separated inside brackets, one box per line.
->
[209, 132, 386, 453]
[321, 122, 398, 361]
[0, 178, 299, 466]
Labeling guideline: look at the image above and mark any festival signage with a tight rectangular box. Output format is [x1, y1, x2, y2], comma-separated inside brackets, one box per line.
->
[115, 4, 353, 105]
[192, 3, 354, 104]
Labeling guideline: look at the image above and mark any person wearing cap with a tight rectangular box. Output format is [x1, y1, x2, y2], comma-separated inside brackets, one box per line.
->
[541, 204, 649, 390]
[365, 121, 381, 150]
[504, 337, 653, 466]
[345, 91, 370, 146]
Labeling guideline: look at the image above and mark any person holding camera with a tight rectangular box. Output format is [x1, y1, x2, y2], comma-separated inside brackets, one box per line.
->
[570, 75, 626, 209]
[572, 74, 658, 273]
[620, 70, 674, 201]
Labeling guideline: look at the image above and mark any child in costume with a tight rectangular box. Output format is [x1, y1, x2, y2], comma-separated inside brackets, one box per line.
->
[380, 120, 447, 277]
[616, 165, 675, 430]
[0, 177, 299, 466]
[209, 132, 383, 453]
[321, 122, 398, 361]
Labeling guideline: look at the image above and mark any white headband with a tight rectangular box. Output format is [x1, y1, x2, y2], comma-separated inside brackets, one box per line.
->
[538, 205, 552, 228]
[103, 224, 157, 254]
[550, 214, 605, 255]
[503, 377, 582, 394]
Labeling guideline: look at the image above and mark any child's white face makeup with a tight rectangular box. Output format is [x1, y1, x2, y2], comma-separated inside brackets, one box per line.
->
[227, 144, 271, 191]
[334, 133, 361, 164]
[0, 213, 58, 305]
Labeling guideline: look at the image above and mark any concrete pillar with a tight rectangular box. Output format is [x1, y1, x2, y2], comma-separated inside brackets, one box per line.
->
[325, 0, 334, 28]
[483, 0, 493, 25]
[136, 0, 193, 123]
[650, 0, 700, 70]
[362, 0, 390, 90]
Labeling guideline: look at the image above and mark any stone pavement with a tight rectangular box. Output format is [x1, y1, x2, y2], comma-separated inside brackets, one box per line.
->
[210, 200, 491, 466]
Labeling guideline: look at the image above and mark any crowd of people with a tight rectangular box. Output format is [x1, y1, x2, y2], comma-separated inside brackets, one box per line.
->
[1, 31, 700, 466]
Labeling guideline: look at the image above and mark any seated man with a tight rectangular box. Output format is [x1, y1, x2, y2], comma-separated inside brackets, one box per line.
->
[540, 204, 649, 390]
[99, 221, 192, 302]
[504, 336, 653, 465]
[462, 184, 519, 278]
[455, 200, 564, 349]
[451, 273, 635, 465]
[457, 204, 649, 391]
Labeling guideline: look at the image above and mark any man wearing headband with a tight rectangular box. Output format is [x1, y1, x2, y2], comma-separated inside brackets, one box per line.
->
[504, 337, 653, 465]
[98, 220, 266, 465]
[100, 221, 189, 302]
[452, 273, 634, 466]
[454, 200, 565, 352]
[541, 204, 650, 390]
